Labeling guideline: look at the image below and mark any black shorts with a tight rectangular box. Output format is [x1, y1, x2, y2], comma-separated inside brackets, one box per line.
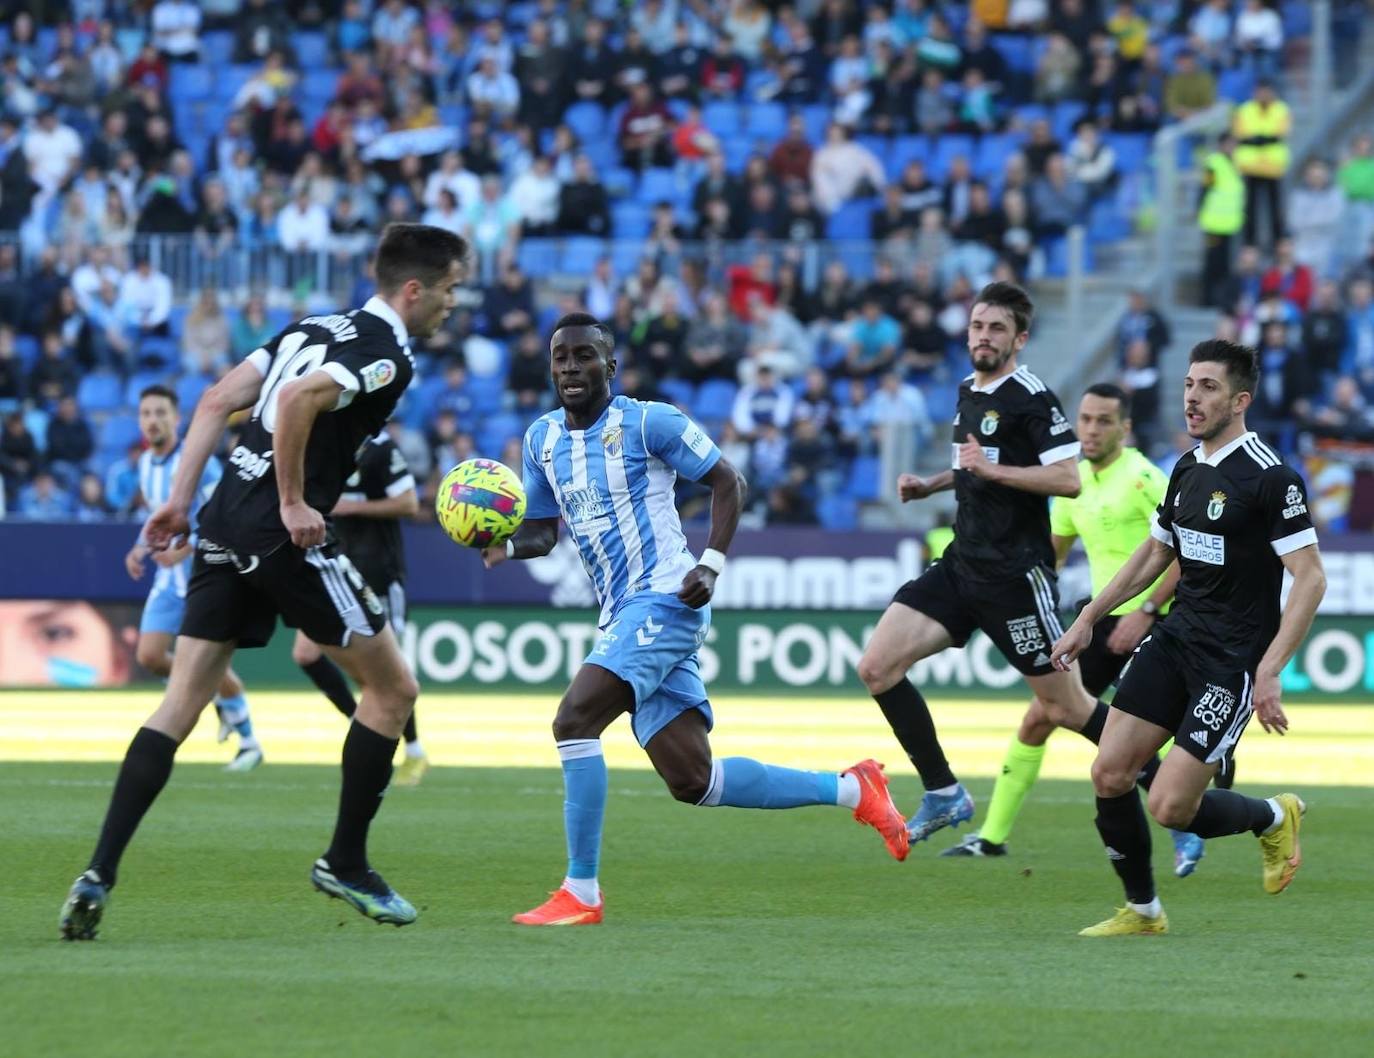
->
[1078, 613, 1128, 698]
[892, 560, 1064, 677]
[180, 538, 388, 648]
[1111, 626, 1254, 765]
[379, 578, 407, 639]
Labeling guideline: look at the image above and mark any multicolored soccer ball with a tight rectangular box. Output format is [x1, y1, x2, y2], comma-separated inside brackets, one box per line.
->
[435, 458, 527, 549]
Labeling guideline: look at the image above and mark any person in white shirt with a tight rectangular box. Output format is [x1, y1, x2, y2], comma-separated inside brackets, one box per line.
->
[466, 55, 520, 118]
[116, 255, 173, 336]
[276, 188, 331, 252]
[810, 123, 886, 214]
[151, 0, 203, 62]
[421, 188, 467, 236]
[861, 370, 932, 441]
[732, 364, 796, 440]
[22, 109, 83, 201]
[71, 246, 125, 316]
[505, 154, 561, 235]
[423, 149, 482, 213]
[1234, 0, 1283, 80]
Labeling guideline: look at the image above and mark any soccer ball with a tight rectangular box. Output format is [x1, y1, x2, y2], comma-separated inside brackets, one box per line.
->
[435, 458, 527, 549]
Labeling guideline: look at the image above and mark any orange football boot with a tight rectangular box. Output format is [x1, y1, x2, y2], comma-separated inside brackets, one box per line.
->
[846, 759, 911, 861]
[512, 886, 604, 926]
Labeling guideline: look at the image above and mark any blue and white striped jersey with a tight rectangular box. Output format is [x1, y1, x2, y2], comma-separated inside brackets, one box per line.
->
[138, 443, 222, 598]
[523, 396, 722, 627]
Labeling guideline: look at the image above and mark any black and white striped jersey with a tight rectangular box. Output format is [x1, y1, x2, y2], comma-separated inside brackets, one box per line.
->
[198, 297, 414, 557]
[945, 365, 1080, 582]
[1150, 430, 1318, 671]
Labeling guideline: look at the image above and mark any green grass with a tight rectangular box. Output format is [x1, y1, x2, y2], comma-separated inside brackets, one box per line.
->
[6, 763, 1373, 1058]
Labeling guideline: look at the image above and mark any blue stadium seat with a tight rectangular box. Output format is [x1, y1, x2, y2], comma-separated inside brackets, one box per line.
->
[826, 199, 876, 240]
[561, 236, 607, 275]
[817, 493, 858, 531]
[201, 31, 234, 68]
[465, 377, 509, 418]
[694, 379, 738, 422]
[845, 456, 882, 500]
[170, 64, 214, 102]
[138, 337, 178, 369]
[1043, 236, 1096, 278]
[98, 413, 141, 456]
[516, 239, 559, 278]
[476, 412, 525, 455]
[923, 382, 959, 422]
[1088, 199, 1133, 243]
[564, 102, 606, 143]
[974, 133, 1023, 181]
[1282, 0, 1314, 37]
[887, 135, 930, 177]
[76, 372, 123, 414]
[702, 101, 741, 138]
[176, 373, 213, 412]
[1052, 100, 1088, 142]
[746, 102, 788, 141]
[835, 243, 875, 280]
[1217, 68, 1256, 103]
[658, 378, 696, 409]
[299, 68, 338, 107]
[1104, 133, 1150, 175]
[292, 31, 330, 69]
[722, 138, 753, 174]
[637, 167, 685, 205]
[438, 104, 467, 129]
[214, 65, 258, 107]
[24, 408, 50, 451]
[1011, 103, 1051, 128]
[611, 241, 645, 276]
[602, 165, 637, 198]
[930, 134, 976, 179]
[611, 202, 652, 239]
[989, 34, 1036, 74]
[14, 334, 39, 370]
[124, 371, 171, 407]
[800, 104, 830, 144]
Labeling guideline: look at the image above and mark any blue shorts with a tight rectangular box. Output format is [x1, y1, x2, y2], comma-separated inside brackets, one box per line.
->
[585, 591, 715, 748]
[140, 586, 186, 636]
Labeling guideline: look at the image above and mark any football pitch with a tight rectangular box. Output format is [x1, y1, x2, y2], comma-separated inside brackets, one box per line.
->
[5, 691, 1374, 1058]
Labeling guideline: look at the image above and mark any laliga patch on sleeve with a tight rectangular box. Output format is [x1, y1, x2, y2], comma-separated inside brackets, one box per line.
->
[682, 421, 713, 458]
[360, 358, 396, 393]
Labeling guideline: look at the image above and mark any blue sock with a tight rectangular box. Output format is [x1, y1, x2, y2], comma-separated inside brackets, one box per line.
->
[703, 757, 838, 809]
[558, 739, 607, 881]
[216, 694, 254, 741]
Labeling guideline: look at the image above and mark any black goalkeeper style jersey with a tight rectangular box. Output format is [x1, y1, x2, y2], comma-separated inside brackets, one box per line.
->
[944, 365, 1081, 582]
[198, 297, 414, 556]
[1150, 430, 1318, 671]
[334, 433, 415, 588]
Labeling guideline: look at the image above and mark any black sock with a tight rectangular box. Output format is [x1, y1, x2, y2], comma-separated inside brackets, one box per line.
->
[873, 679, 957, 790]
[301, 657, 357, 720]
[1184, 789, 1275, 838]
[1094, 789, 1156, 905]
[89, 727, 178, 887]
[323, 720, 399, 877]
[1077, 700, 1110, 744]
[403, 710, 418, 746]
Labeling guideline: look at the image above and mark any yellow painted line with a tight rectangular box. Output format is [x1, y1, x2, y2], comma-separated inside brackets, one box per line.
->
[1, 691, 1371, 787]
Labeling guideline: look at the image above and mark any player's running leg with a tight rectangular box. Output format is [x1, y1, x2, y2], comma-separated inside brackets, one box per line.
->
[60, 636, 236, 940]
[948, 697, 1055, 857]
[310, 624, 420, 925]
[1081, 708, 1172, 936]
[215, 666, 262, 771]
[857, 602, 972, 845]
[645, 708, 908, 860]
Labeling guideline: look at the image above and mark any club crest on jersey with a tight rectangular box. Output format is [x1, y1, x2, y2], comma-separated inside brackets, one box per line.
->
[603, 425, 623, 457]
[980, 410, 1000, 436]
[360, 358, 396, 393]
[1207, 490, 1226, 520]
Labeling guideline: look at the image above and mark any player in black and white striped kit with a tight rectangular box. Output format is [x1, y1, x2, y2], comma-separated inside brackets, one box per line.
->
[1055, 340, 1326, 936]
[59, 225, 471, 940]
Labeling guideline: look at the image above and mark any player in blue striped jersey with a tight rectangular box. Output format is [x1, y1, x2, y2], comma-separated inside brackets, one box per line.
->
[483, 313, 911, 926]
[124, 385, 261, 770]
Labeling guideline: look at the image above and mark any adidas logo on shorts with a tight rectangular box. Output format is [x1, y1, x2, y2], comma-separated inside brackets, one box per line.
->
[1189, 730, 1209, 747]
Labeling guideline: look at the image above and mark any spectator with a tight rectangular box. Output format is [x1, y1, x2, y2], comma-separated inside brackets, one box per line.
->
[276, 187, 330, 253]
[780, 185, 825, 243]
[1035, 33, 1082, 103]
[582, 256, 617, 321]
[1118, 288, 1171, 362]
[505, 155, 560, 236]
[725, 0, 773, 61]
[842, 297, 902, 378]
[136, 173, 194, 234]
[956, 68, 999, 135]
[1119, 338, 1160, 449]
[1233, 80, 1291, 252]
[634, 290, 692, 381]
[862, 371, 932, 442]
[18, 470, 73, 520]
[1308, 376, 1374, 442]
[1164, 48, 1216, 122]
[75, 472, 112, 523]
[152, 0, 203, 63]
[483, 262, 537, 340]
[1030, 153, 1088, 239]
[613, 28, 657, 100]
[913, 69, 955, 136]
[1234, 0, 1284, 82]
[671, 104, 720, 172]
[467, 54, 521, 119]
[22, 108, 83, 203]
[424, 150, 482, 215]
[726, 254, 777, 322]
[0, 115, 38, 232]
[682, 291, 744, 383]
[464, 176, 521, 276]
[126, 42, 170, 93]
[1022, 119, 1063, 177]
[46, 396, 95, 469]
[569, 18, 614, 107]
[86, 280, 136, 370]
[745, 299, 812, 380]
[1065, 119, 1118, 201]
[1198, 132, 1246, 308]
[421, 188, 467, 237]
[836, 378, 874, 456]
[104, 441, 144, 517]
[810, 123, 886, 214]
[1338, 133, 1374, 265]
[555, 153, 610, 236]
[794, 366, 839, 434]
[701, 37, 746, 99]
[1341, 278, 1374, 392]
[0, 325, 26, 403]
[235, 0, 293, 63]
[1190, 0, 1234, 66]
[659, 22, 707, 99]
[1261, 238, 1314, 312]
[750, 423, 790, 491]
[1287, 159, 1345, 278]
[731, 365, 795, 439]
[181, 289, 231, 375]
[232, 294, 276, 358]
[0, 411, 38, 497]
[88, 21, 126, 94]
[28, 331, 78, 410]
[508, 330, 550, 404]
[916, 13, 962, 71]
[618, 81, 674, 171]
[901, 299, 952, 376]
[1251, 320, 1315, 439]
[1303, 280, 1349, 378]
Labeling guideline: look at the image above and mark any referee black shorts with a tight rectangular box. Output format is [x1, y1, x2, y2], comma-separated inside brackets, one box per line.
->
[891, 560, 1064, 677]
[1111, 625, 1254, 766]
[180, 537, 388, 648]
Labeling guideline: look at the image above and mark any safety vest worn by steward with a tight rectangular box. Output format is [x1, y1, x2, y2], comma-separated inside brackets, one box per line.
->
[1199, 151, 1245, 236]
[1233, 99, 1291, 179]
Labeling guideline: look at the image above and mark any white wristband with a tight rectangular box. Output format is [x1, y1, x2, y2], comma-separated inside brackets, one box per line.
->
[505, 540, 516, 559]
[698, 548, 726, 575]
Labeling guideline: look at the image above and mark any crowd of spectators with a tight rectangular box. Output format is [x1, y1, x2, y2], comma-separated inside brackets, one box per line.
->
[0, 1, 1322, 525]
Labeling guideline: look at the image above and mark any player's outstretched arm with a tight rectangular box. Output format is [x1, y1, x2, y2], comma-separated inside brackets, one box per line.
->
[898, 469, 954, 501]
[274, 372, 347, 549]
[1253, 544, 1326, 735]
[146, 359, 264, 550]
[679, 457, 747, 609]
[958, 437, 1081, 497]
[331, 489, 420, 520]
[482, 517, 560, 568]
[1052, 535, 1174, 670]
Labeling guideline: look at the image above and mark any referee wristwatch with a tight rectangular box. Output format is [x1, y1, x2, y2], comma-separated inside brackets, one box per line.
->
[1140, 601, 1160, 618]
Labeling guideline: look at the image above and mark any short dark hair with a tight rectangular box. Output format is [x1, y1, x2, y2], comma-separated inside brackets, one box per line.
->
[1084, 381, 1132, 419]
[552, 311, 614, 353]
[1189, 339, 1259, 396]
[373, 223, 472, 294]
[973, 281, 1034, 335]
[139, 383, 177, 407]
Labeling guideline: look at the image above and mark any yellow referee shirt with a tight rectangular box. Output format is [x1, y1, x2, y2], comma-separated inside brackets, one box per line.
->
[1050, 447, 1170, 616]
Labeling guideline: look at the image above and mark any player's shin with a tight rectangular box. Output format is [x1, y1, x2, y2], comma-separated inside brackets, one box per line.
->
[300, 656, 358, 719]
[979, 737, 1046, 845]
[88, 727, 179, 887]
[1094, 789, 1159, 914]
[873, 678, 958, 790]
[697, 757, 857, 809]
[558, 739, 607, 905]
[322, 720, 398, 877]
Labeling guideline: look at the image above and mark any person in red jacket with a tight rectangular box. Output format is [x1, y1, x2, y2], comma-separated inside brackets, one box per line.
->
[1259, 237, 1313, 312]
[618, 79, 674, 171]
